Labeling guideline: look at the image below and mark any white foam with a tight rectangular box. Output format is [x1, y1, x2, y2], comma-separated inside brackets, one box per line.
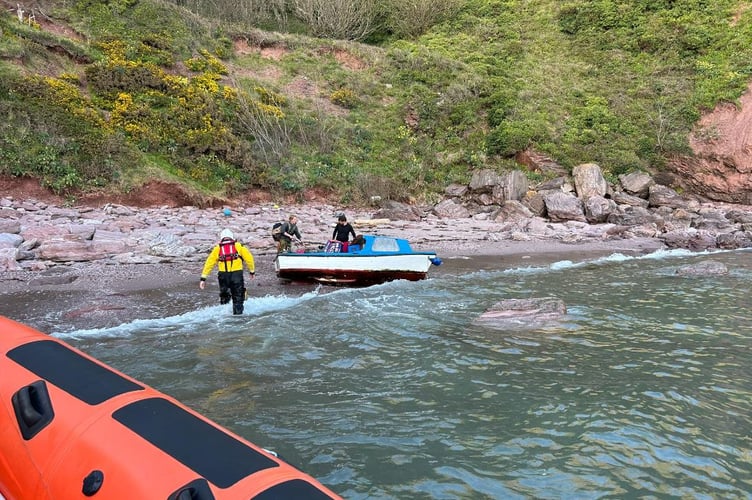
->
[53, 289, 326, 340]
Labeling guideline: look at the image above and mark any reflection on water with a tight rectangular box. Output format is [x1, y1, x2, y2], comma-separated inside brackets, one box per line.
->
[56, 249, 752, 499]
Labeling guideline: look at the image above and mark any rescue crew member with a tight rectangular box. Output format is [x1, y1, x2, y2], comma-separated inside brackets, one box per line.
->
[200, 229, 255, 315]
[278, 215, 302, 253]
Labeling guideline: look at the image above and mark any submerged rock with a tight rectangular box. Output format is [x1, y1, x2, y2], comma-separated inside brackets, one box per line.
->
[675, 260, 729, 276]
[475, 297, 567, 330]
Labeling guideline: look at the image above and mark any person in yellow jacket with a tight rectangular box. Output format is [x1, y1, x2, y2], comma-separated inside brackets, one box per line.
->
[200, 229, 255, 315]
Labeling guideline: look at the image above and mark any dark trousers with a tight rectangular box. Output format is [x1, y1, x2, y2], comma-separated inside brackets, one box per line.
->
[218, 270, 245, 315]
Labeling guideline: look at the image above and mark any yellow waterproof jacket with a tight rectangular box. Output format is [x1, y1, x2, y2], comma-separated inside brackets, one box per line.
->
[201, 240, 255, 278]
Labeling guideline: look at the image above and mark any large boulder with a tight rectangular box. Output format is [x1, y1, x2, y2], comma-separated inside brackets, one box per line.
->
[612, 191, 650, 208]
[372, 200, 423, 221]
[433, 199, 471, 219]
[619, 172, 654, 198]
[543, 191, 586, 222]
[572, 163, 608, 199]
[648, 184, 691, 209]
[492, 200, 533, 221]
[536, 176, 573, 193]
[495, 169, 529, 202]
[584, 195, 617, 223]
[147, 232, 196, 258]
[607, 206, 657, 226]
[37, 239, 128, 262]
[468, 169, 505, 192]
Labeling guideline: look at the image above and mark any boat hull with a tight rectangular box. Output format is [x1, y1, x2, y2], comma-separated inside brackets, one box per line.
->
[0, 315, 340, 500]
[275, 253, 435, 285]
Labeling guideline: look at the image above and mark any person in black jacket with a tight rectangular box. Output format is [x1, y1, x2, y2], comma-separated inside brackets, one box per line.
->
[331, 214, 356, 252]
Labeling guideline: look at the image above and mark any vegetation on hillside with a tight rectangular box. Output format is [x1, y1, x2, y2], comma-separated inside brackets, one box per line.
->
[0, 0, 751, 204]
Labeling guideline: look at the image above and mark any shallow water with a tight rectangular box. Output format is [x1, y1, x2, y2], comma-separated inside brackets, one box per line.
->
[52, 249, 752, 498]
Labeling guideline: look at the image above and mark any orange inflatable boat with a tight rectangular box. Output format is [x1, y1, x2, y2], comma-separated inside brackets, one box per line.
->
[0, 315, 341, 499]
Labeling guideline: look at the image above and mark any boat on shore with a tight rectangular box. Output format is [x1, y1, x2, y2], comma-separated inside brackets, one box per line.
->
[274, 234, 442, 286]
[0, 315, 340, 500]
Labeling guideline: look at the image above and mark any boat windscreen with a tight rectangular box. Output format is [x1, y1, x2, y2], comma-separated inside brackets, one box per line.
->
[371, 237, 400, 252]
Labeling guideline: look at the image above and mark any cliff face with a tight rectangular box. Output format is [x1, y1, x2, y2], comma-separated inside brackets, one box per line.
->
[669, 82, 752, 204]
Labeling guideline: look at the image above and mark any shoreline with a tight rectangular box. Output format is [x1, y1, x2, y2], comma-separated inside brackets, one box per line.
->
[0, 235, 666, 334]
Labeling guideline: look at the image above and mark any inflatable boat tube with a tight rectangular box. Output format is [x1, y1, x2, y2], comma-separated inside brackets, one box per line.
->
[0, 315, 341, 500]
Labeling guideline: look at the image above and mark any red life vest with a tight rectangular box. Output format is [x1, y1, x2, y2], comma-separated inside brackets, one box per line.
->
[218, 239, 240, 263]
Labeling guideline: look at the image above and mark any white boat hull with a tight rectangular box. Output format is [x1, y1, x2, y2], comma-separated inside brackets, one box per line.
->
[275, 253, 436, 285]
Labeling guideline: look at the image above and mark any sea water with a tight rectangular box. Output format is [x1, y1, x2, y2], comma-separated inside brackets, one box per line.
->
[54, 249, 752, 499]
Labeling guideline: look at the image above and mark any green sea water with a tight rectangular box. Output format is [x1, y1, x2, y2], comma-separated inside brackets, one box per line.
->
[55, 248, 752, 499]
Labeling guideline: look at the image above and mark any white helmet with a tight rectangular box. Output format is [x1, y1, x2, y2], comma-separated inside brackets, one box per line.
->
[220, 229, 234, 240]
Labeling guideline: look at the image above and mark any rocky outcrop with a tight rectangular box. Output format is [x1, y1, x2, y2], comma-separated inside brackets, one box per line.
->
[669, 82, 752, 204]
[438, 162, 752, 253]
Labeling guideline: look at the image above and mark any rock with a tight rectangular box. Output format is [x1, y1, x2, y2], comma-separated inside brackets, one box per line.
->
[675, 260, 729, 276]
[716, 230, 752, 249]
[612, 191, 649, 208]
[0, 208, 19, 219]
[475, 297, 567, 330]
[69, 224, 97, 240]
[573, 163, 608, 199]
[147, 232, 195, 258]
[492, 200, 533, 221]
[0, 220, 21, 233]
[444, 184, 468, 197]
[543, 191, 586, 222]
[661, 229, 717, 251]
[433, 199, 471, 218]
[0, 233, 23, 249]
[522, 192, 547, 217]
[619, 172, 654, 198]
[536, 176, 569, 191]
[648, 184, 689, 209]
[37, 239, 127, 262]
[584, 195, 617, 223]
[468, 169, 505, 192]
[372, 200, 422, 221]
[726, 209, 752, 224]
[515, 149, 568, 177]
[48, 207, 80, 218]
[607, 206, 656, 226]
[494, 170, 528, 202]
[29, 274, 79, 286]
[21, 224, 70, 241]
[0, 247, 20, 271]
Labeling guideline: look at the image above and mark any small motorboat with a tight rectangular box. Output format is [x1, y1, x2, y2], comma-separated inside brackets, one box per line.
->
[0, 315, 341, 500]
[274, 234, 442, 286]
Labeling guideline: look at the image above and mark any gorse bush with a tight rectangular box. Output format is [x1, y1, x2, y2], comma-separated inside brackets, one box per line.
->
[329, 88, 358, 108]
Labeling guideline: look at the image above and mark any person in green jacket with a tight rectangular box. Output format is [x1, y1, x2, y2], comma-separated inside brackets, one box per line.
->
[200, 229, 255, 315]
[277, 214, 302, 253]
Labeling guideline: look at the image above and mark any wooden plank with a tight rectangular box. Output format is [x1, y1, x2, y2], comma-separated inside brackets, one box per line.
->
[353, 218, 390, 225]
